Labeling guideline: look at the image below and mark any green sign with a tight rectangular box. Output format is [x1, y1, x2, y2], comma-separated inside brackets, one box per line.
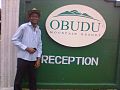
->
[20, 0, 120, 89]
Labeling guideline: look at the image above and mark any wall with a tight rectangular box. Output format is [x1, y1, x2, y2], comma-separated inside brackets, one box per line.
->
[0, 0, 20, 90]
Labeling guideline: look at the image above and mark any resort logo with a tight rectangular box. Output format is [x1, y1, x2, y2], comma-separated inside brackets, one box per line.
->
[45, 4, 106, 47]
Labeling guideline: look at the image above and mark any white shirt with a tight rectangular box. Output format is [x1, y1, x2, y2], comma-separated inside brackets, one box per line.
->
[12, 22, 42, 61]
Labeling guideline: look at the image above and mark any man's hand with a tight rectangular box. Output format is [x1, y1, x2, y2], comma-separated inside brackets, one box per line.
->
[25, 47, 36, 54]
[34, 59, 41, 68]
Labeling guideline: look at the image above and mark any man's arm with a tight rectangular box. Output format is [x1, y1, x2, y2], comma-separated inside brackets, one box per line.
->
[37, 30, 42, 59]
[12, 25, 36, 54]
[11, 25, 27, 50]
[35, 30, 42, 68]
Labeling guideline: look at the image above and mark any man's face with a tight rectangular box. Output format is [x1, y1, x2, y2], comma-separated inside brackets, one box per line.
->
[29, 13, 40, 25]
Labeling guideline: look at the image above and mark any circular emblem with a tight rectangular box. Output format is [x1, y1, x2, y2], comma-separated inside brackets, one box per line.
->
[45, 4, 106, 47]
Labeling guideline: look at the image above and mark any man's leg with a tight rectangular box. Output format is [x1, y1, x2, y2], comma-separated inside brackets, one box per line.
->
[28, 61, 37, 90]
[14, 58, 27, 90]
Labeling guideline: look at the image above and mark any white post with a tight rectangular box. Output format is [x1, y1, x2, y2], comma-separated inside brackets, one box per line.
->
[0, 0, 20, 90]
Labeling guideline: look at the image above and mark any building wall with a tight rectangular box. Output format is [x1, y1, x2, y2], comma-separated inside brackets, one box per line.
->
[0, 0, 120, 90]
[0, 0, 20, 90]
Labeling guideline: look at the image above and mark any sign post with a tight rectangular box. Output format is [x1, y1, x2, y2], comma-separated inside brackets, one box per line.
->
[20, 0, 120, 89]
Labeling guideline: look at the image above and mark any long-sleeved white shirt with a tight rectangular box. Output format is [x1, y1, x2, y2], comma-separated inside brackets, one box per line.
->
[12, 22, 42, 61]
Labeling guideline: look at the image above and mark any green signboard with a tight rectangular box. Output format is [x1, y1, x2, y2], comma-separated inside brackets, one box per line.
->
[20, 0, 120, 89]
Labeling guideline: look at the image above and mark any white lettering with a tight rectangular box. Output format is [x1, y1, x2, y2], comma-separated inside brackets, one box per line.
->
[55, 56, 62, 64]
[41, 55, 99, 66]
[49, 56, 55, 64]
[91, 57, 99, 66]
[76, 57, 83, 65]
[68, 57, 75, 64]
[41, 55, 48, 64]
[62, 56, 69, 64]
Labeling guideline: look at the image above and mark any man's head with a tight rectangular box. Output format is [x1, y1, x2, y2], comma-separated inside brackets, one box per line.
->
[27, 8, 40, 26]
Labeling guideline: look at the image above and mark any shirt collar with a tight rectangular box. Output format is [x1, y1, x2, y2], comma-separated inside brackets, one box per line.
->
[28, 22, 39, 31]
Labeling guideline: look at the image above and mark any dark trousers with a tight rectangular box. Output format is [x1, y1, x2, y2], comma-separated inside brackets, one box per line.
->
[14, 58, 36, 90]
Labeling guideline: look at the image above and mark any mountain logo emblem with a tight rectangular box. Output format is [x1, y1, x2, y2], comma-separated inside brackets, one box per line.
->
[45, 4, 106, 47]
[54, 10, 99, 21]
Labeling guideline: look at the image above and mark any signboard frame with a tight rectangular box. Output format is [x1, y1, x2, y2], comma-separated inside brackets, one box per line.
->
[19, 0, 120, 89]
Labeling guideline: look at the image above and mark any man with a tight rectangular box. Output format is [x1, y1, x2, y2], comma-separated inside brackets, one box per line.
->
[12, 8, 42, 90]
